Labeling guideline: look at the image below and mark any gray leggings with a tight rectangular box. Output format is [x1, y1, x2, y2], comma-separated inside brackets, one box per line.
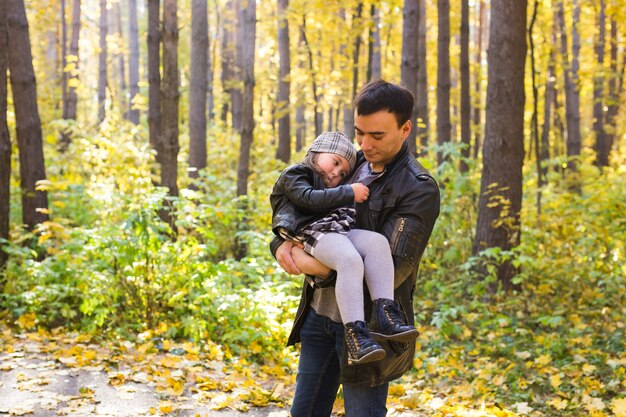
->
[307, 229, 394, 324]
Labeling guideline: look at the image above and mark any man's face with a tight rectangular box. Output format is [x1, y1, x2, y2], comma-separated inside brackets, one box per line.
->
[354, 110, 411, 172]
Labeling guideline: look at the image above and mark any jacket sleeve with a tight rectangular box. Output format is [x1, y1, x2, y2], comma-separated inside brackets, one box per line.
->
[377, 176, 440, 288]
[269, 234, 285, 258]
[280, 166, 355, 213]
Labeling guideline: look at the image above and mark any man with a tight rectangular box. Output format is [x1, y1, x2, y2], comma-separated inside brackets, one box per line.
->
[270, 79, 440, 417]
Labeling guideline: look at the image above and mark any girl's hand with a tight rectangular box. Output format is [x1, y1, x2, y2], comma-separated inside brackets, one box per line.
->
[351, 183, 369, 203]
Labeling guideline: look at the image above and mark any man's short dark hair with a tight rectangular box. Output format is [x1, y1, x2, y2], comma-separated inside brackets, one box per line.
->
[353, 79, 414, 127]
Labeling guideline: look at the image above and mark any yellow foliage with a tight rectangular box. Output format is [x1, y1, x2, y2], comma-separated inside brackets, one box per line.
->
[388, 383, 406, 397]
[611, 398, 626, 417]
[16, 313, 37, 330]
[159, 400, 175, 413]
[108, 373, 126, 386]
[548, 397, 568, 410]
[534, 354, 552, 367]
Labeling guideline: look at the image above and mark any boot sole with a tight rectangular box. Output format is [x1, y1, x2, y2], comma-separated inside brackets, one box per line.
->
[347, 348, 386, 365]
[370, 329, 419, 342]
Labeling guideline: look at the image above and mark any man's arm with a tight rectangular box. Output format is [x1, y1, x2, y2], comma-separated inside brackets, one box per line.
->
[274, 239, 331, 277]
[291, 246, 331, 277]
[382, 178, 440, 288]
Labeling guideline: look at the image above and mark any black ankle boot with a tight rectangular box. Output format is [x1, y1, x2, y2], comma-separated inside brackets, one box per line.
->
[344, 321, 386, 365]
[369, 298, 419, 342]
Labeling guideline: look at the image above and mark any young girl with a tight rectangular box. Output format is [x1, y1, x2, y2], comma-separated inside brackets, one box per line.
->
[270, 131, 418, 365]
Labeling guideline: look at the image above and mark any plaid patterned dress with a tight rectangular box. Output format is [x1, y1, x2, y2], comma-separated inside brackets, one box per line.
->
[277, 207, 356, 255]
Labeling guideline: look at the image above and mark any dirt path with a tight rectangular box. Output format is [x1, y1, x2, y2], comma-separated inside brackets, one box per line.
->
[0, 331, 291, 416]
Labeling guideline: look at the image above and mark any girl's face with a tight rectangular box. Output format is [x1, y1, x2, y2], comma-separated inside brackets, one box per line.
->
[314, 152, 351, 187]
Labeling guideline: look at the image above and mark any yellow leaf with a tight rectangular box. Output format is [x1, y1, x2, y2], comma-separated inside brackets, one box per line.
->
[548, 398, 568, 410]
[612, 397, 626, 417]
[388, 384, 405, 396]
[492, 375, 506, 387]
[108, 373, 125, 386]
[550, 374, 562, 389]
[68, 78, 81, 88]
[535, 354, 552, 367]
[583, 363, 597, 374]
[137, 341, 154, 354]
[162, 340, 175, 351]
[165, 377, 185, 396]
[159, 400, 175, 413]
[16, 313, 37, 330]
[582, 394, 606, 412]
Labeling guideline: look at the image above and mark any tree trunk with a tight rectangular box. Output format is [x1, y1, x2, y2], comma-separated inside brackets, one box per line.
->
[436, 0, 451, 166]
[472, 0, 527, 291]
[275, 0, 290, 163]
[556, 1, 581, 180]
[416, 0, 429, 153]
[401, 0, 419, 156]
[593, 0, 607, 168]
[61, 0, 80, 147]
[295, 102, 305, 152]
[115, 1, 127, 110]
[7, 0, 49, 229]
[540, 25, 556, 181]
[45, 30, 58, 86]
[339, 8, 350, 137]
[127, 0, 140, 125]
[0, 0, 10, 270]
[160, 0, 180, 225]
[295, 31, 306, 152]
[528, 0, 542, 216]
[472, 0, 486, 160]
[367, 4, 381, 82]
[345, 3, 363, 141]
[98, 0, 107, 122]
[236, 0, 255, 197]
[605, 16, 623, 158]
[189, 0, 208, 179]
[147, 0, 161, 159]
[207, 20, 215, 124]
[300, 19, 321, 137]
[230, 0, 243, 131]
[234, 0, 255, 259]
[459, 0, 470, 172]
[61, 0, 68, 123]
[220, 0, 234, 124]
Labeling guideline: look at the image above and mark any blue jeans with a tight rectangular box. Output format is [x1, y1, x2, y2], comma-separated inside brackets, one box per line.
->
[290, 309, 389, 417]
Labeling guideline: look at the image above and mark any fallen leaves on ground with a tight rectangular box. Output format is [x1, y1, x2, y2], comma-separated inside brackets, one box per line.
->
[0, 326, 294, 416]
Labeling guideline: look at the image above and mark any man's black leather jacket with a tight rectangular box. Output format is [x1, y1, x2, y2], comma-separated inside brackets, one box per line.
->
[270, 142, 440, 387]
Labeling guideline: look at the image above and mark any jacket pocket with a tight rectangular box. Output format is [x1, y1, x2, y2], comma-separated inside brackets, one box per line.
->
[390, 217, 427, 267]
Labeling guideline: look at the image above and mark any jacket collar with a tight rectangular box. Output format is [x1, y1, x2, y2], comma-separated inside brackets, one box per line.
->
[355, 141, 410, 174]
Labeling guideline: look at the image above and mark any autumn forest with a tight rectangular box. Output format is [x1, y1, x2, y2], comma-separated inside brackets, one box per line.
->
[0, 0, 625, 416]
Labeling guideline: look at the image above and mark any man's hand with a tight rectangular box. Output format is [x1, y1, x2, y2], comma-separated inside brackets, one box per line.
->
[291, 247, 331, 277]
[275, 240, 302, 275]
[351, 183, 369, 203]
